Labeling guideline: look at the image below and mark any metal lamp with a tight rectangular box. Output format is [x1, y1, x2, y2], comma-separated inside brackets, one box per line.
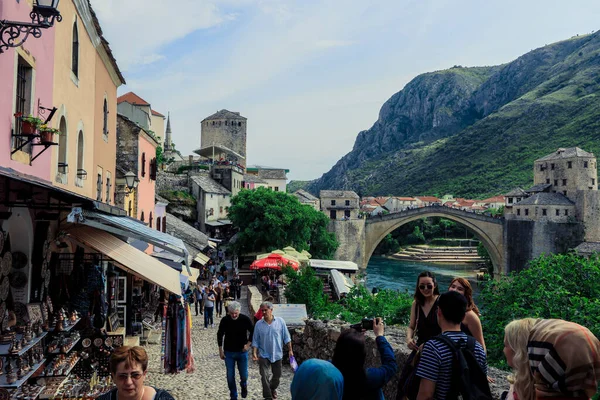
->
[0, 0, 62, 53]
[124, 171, 139, 194]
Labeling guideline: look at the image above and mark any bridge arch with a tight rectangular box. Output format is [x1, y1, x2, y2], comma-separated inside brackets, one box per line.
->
[364, 207, 505, 275]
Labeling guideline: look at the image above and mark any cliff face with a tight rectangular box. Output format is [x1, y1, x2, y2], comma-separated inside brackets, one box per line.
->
[305, 32, 600, 198]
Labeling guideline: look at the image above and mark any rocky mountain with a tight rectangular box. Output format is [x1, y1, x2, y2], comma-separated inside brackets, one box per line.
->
[305, 32, 600, 198]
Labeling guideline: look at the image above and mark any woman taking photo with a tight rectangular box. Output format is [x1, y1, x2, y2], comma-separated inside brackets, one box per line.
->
[448, 277, 486, 351]
[98, 346, 174, 400]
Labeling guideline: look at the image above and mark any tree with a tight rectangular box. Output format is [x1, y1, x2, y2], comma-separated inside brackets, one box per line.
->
[228, 187, 338, 258]
[282, 266, 329, 315]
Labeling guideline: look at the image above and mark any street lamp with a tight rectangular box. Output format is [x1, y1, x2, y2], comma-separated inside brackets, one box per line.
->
[124, 171, 139, 194]
[0, 0, 62, 54]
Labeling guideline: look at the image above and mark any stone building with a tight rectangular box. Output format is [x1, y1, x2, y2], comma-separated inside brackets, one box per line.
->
[504, 187, 527, 209]
[320, 190, 360, 220]
[534, 147, 597, 198]
[189, 174, 232, 239]
[293, 189, 320, 210]
[245, 165, 288, 192]
[512, 193, 575, 222]
[200, 110, 247, 167]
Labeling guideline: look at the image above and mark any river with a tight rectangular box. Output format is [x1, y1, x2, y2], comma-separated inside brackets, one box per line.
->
[365, 256, 483, 298]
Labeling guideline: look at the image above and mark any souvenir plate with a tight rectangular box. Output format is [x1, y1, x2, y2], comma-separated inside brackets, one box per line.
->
[82, 338, 92, 348]
[93, 338, 103, 347]
[11, 252, 27, 270]
[44, 270, 50, 288]
[113, 336, 123, 347]
[9, 271, 27, 289]
[0, 388, 10, 400]
[0, 278, 8, 302]
[14, 302, 27, 324]
[1, 253, 10, 277]
[105, 337, 113, 347]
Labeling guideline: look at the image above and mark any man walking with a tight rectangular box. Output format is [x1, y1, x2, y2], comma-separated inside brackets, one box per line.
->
[217, 301, 254, 400]
[204, 284, 216, 329]
[416, 291, 488, 400]
[193, 284, 203, 316]
[252, 302, 292, 400]
[230, 273, 243, 300]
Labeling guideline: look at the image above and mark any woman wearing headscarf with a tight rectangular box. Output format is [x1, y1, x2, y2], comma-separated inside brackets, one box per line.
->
[291, 358, 344, 400]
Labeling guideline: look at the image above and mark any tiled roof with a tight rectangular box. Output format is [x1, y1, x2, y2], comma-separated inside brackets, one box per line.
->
[155, 194, 169, 205]
[258, 169, 287, 180]
[373, 197, 390, 205]
[320, 190, 360, 199]
[515, 193, 574, 206]
[395, 197, 416, 201]
[118, 92, 150, 106]
[526, 183, 552, 193]
[504, 187, 527, 197]
[575, 242, 600, 256]
[243, 174, 267, 184]
[294, 189, 318, 202]
[481, 195, 505, 203]
[151, 109, 165, 117]
[165, 213, 208, 250]
[415, 196, 441, 202]
[190, 175, 231, 195]
[536, 147, 595, 161]
[202, 109, 247, 122]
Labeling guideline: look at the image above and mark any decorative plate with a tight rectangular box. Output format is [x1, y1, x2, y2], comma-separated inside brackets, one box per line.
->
[0, 278, 9, 302]
[41, 260, 47, 277]
[82, 338, 92, 348]
[14, 302, 28, 324]
[114, 336, 123, 347]
[0, 231, 4, 255]
[93, 338, 103, 347]
[105, 337, 113, 347]
[1, 254, 10, 277]
[11, 252, 27, 270]
[44, 270, 50, 288]
[9, 271, 27, 289]
[0, 388, 10, 400]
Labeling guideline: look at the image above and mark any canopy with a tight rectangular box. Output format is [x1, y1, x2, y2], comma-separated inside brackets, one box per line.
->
[283, 246, 296, 252]
[309, 259, 358, 272]
[250, 253, 299, 271]
[193, 253, 210, 266]
[301, 250, 312, 258]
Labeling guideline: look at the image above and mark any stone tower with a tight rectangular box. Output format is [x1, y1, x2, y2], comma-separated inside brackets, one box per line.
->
[164, 112, 172, 151]
[201, 110, 247, 167]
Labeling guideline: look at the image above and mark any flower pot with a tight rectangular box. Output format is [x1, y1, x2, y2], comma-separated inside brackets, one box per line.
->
[39, 131, 54, 144]
[21, 121, 37, 135]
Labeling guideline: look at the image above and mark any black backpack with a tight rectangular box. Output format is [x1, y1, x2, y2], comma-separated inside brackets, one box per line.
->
[435, 334, 492, 400]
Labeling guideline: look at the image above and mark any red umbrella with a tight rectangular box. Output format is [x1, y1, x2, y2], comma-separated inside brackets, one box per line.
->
[250, 253, 299, 271]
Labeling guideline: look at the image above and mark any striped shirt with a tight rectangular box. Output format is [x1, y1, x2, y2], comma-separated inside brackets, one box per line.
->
[416, 331, 488, 400]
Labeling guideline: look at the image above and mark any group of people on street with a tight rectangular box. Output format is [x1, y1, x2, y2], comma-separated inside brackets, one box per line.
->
[191, 272, 244, 329]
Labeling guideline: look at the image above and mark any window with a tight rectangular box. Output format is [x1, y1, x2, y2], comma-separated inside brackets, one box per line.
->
[331, 200, 336, 206]
[103, 99, 109, 136]
[13, 56, 33, 153]
[149, 212, 153, 228]
[141, 153, 146, 177]
[554, 179, 558, 186]
[225, 121, 228, 125]
[162, 216, 166, 233]
[220, 206, 223, 213]
[128, 200, 132, 217]
[525, 209, 529, 216]
[345, 200, 350, 206]
[584, 161, 589, 168]
[563, 191, 567, 196]
[546, 179, 550, 184]
[149, 158, 157, 180]
[212, 121, 215, 125]
[76, 131, 84, 187]
[508, 198, 513, 204]
[593, 178, 596, 186]
[72, 22, 79, 78]
[344, 210, 351, 218]
[542, 209, 547, 216]
[517, 209, 521, 216]
[539, 164, 544, 171]
[551, 163, 555, 170]
[106, 173, 111, 204]
[57, 116, 68, 181]
[556, 209, 560, 216]
[563, 179, 567, 186]
[565, 209, 569, 216]
[96, 172, 103, 201]
[156, 217, 161, 231]
[141, 211, 145, 222]
[329, 210, 336, 219]
[274, 187, 279, 192]
[238, 122, 242, 127]
[567, 161, 572, 168]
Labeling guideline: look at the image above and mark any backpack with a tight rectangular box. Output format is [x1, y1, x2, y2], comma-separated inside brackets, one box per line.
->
[434, 334, 492, 400]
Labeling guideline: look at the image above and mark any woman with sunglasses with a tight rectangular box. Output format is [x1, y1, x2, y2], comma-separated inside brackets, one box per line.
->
[448, 277, 486, 351]
[97, 346, 175, 400]
[397, 271, 441, 400]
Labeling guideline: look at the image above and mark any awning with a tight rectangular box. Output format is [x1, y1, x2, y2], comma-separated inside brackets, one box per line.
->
[193, 253, 210, 265]
[71, 209, 189, 269]
[331, 269, 355, 297]
[309, 259, 358, 272]
[194, 144, 245, 160]
[66, 226, 182, 294]
[205, 220, 225, 227]
[207, 241, 218, 249]
[182, 267, 200, 282]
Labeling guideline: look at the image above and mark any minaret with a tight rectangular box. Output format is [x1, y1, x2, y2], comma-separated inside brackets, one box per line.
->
[164, 112, 172, 151]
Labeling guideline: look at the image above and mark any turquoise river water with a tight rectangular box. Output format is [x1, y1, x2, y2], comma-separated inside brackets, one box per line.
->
[365, 256, 482, 298]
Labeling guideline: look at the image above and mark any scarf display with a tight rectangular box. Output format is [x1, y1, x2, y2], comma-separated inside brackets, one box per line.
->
[163, 295, 193, 373]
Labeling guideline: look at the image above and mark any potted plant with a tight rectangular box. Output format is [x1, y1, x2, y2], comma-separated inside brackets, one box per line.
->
[38, 125, 60, 144]
[15, 113, 44, 135]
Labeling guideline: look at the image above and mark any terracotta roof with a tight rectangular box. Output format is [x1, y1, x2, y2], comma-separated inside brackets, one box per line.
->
[481, 195, 505, 203]
[536, 147, 595, 161]
[118, 92, 150, 106]
[415, 196, 441, 203]
[395, 197, 416, 201]
[373, 197, 390, 205]
[202, 109, 247, 122]
[151, 109, 165, 117]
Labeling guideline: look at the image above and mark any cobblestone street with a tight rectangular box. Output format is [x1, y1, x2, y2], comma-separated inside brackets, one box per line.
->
[145, 287, 294, 399]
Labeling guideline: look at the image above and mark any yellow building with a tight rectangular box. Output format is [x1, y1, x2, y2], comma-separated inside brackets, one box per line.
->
[51, 0, 125, 202]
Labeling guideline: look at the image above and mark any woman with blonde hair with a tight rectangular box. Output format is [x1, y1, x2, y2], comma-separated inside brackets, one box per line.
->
[448, 277, 486, 351]
[504, 318, 538, 400]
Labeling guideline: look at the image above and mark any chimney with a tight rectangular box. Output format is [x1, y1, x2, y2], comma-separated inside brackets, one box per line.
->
[189, 155, 193, 166]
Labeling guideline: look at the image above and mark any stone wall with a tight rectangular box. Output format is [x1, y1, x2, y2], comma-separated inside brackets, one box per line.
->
[291, 320, 509, 399]
[574, 190, 600, 242]
[328, 219, 366, 267]
[155, 172, 189, 194]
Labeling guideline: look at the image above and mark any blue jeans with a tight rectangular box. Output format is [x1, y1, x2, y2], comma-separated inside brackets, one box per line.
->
[204, 306, 214, 328]
[225, 351, 248, 399]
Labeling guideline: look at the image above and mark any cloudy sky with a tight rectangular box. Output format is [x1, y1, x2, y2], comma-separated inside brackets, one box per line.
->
[90, 0, 600, 181]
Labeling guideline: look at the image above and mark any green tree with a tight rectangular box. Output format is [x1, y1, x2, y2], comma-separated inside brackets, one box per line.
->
[282, 266, 329, 315]
[228, 187, 338, 258]
[374, 233, 400, 255]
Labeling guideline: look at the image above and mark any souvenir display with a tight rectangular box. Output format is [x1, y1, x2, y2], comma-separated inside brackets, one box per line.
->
[9, 272, 27, 289]
[0, 255, 9, 278]
[81, 338, 91, 348]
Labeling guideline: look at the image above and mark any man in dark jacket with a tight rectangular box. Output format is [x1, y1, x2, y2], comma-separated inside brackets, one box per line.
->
[217, 301, 254, 400]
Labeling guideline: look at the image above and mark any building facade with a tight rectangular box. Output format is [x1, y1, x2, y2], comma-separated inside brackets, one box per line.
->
[200, 110, 247, 167]
[320, 190, 360, 220]
[534, 148, 597, 198]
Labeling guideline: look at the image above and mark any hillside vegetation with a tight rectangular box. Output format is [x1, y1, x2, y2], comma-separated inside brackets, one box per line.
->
[306, 32, 600, 198]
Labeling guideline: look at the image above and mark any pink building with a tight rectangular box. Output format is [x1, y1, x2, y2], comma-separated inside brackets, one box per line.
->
[0, 1, 57, 180]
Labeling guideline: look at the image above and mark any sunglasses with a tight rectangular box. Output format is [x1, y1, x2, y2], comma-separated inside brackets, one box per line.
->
[116, 372, 144, 381]
[419, 284, 434, 290]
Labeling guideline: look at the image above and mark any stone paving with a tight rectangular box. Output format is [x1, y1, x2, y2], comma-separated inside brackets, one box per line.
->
[145, 287, 294, 400]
